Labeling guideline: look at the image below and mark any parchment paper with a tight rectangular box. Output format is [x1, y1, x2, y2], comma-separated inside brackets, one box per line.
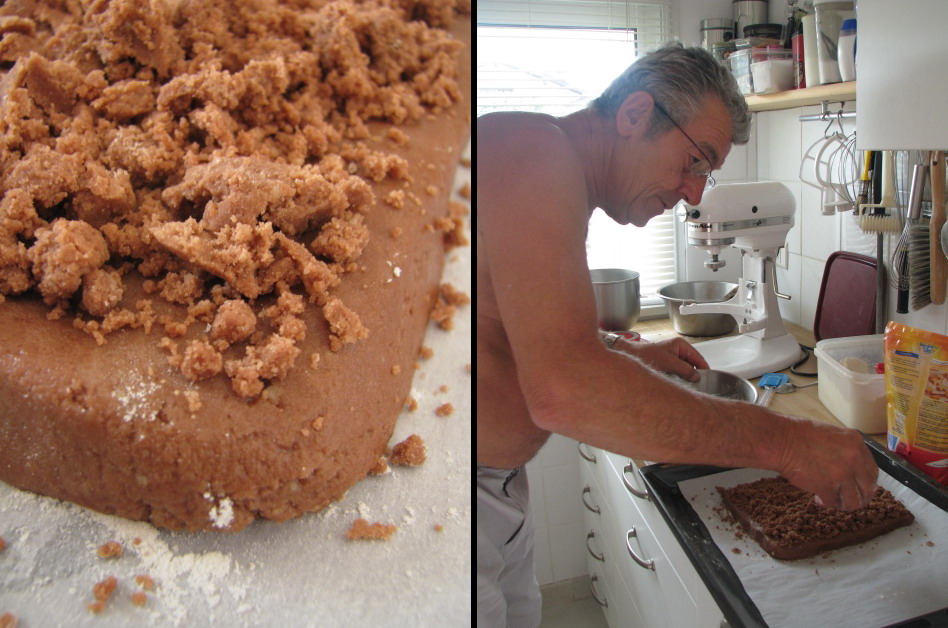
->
[680, 468, 948, 628]
[0, 149, 471, 628]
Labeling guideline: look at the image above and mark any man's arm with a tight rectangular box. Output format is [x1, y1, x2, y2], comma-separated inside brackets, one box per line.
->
[478, 113, 877, 510]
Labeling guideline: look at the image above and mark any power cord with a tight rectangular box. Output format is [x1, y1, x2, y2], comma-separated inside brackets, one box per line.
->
[790, 344, 818, 377]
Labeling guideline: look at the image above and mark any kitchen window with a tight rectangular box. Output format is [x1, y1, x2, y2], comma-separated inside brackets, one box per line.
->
[477, 0, 676, 310]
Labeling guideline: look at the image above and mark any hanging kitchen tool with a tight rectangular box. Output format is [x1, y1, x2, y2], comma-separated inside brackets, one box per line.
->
[908, 156, 932, 310]
[930, 151, 947, 304]
[883, 151, 913, 314]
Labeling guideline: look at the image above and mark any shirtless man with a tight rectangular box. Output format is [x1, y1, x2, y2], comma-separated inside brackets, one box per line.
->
[476, 43, 879, 628]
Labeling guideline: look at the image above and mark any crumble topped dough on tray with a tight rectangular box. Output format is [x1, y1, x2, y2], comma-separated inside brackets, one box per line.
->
[717, 477, 914, 560]
[0, 0, 471, 531]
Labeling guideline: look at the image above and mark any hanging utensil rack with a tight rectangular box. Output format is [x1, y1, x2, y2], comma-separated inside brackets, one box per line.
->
[799, 100, 856, 123]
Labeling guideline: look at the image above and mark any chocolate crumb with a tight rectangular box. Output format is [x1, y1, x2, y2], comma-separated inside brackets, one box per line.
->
[96, 541, 123, 559]
[390, 434, 426, 466]
[346, 518, 397, 541]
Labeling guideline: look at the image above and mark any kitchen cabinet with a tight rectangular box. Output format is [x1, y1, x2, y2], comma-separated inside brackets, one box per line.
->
[578, 442, 728, 628]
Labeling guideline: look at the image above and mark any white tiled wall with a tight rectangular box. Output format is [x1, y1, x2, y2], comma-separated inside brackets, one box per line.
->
[525, 433, 586, 586]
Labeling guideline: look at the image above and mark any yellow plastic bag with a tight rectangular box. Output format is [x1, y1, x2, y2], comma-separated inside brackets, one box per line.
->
[884, 322, 948, 484]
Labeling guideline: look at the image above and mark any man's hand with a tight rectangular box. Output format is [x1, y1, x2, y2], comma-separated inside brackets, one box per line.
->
[777, 419, 879, 511]
[612, 336, 708, 382]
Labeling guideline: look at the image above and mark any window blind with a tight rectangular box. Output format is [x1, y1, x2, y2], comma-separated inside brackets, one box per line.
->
[476, 0, 677, 309]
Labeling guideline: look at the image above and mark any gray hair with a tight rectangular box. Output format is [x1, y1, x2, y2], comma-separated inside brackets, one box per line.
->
[591, 42, 751, 145]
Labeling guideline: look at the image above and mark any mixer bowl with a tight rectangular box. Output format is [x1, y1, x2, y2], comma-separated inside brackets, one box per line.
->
[658, 281, 738, 337]
[680, 369, 758, 403]
[590, 268, 640, 331]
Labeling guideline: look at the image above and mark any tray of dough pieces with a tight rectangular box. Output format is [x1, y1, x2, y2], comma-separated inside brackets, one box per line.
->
[640, 437, 948, 628]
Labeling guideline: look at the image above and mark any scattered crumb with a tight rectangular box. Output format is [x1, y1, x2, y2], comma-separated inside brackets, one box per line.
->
[0, 613, 17, 628]
[346, 518, 397, 541]
[405, 396, 419, 412]
[430, 283, 470, 330]
[435, 402, 454, 417]
[135, 574, 155, 591]
[88, 575, 118, 613]
[458, 181, 471, 199]
[96, 541, 123, 559]
[0, 537, 5, 552]
[131, 591, 148, 606]
[434, 523, 444, 533]
[369, 456, 390, 476]
[418, 346, 433, 360]
[390, 434, 426, 466]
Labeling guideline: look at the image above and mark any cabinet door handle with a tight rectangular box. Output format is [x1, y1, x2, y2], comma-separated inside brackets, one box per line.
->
[577, 442, 597, 463]
[625, 527, 655, 571]
[581, 486, 601, 515]
[589, 574, 608, 608]
[622, 463, 651, 501]
[586, 530, 605, 562]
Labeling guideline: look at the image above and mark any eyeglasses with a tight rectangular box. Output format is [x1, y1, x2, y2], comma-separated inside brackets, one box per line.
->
[652, 100, 717, 189]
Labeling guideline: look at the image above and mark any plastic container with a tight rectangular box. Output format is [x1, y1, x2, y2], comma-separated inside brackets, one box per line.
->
[712, 40, 738, 64]
[750, 49, 793, 93]
[730, 47, 792, 95]
[837, 18, 856, 82]
[801, 13, 820, 90]
[814, 334, 887, 433]
[743, 23, 783, 39]
[813, 0, 855, 85]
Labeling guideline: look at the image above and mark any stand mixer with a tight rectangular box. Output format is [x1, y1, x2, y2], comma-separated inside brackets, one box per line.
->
[675, 181, 802, 379]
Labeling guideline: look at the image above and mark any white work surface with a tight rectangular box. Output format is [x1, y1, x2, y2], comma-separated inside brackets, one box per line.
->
[680, 468, 948, 628]
[0, 151, 472, 627]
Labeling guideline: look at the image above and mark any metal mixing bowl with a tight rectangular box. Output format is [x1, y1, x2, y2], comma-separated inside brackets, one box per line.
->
[682, 369, 758, 403]
[657, 281, 738, 337]
[590, 268, 640, 331]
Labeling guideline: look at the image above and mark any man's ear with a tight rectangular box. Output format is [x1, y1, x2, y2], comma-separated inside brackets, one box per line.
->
[615, 91, 654, 138]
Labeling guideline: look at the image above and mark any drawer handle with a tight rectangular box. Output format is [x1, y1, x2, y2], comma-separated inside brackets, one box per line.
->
[626, 527, 655, 571]
[577, 442, 597, 463]
[581, 486, 601, 515]
[589, 575, 608, 608]
[622, 463, 651, 501]
[586, 530, 604, 562]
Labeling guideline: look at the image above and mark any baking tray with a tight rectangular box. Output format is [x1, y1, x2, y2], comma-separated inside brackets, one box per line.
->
[640, 437, 948, 628]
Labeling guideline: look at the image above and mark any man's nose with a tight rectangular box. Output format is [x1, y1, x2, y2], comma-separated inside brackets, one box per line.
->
[679, 175, 707, 206]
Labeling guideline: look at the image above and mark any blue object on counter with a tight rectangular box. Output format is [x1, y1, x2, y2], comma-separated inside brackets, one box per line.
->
[758, 373, 790, 389]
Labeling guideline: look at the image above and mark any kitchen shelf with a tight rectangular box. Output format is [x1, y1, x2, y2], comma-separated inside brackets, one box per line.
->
[745, 81, 856, 112]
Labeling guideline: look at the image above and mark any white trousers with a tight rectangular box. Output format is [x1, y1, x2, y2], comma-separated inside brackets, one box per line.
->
[476, 465, 542, 628]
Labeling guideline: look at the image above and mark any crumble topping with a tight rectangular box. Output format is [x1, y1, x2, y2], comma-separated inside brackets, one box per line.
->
[0, 0, 467, 400]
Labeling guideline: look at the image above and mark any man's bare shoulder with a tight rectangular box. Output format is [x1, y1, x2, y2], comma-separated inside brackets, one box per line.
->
[478, 111, 576, 162]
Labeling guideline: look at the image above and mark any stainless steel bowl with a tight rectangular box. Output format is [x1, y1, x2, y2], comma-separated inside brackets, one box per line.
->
[590, 268, 640, 331]
[657, 281, 738, 337]
[682, 369, 758, 403]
